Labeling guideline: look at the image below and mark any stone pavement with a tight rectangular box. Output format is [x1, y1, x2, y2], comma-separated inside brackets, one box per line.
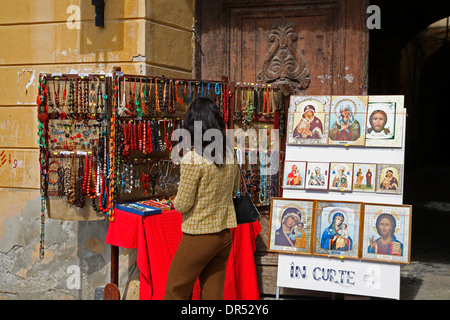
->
[400, 260, 450, 300]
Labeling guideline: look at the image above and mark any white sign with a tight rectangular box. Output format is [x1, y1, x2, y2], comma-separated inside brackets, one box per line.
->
[277, 254, 400, 299]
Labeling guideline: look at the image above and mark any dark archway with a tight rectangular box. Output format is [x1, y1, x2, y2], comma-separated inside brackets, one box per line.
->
[369, 1, 450, 267]
[415, 44, 450, 169]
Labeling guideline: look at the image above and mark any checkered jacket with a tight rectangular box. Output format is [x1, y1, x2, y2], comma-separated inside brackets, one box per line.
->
[173, 150, 240, 234]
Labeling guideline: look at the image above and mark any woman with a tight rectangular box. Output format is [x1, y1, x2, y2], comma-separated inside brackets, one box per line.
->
[164, 98, 240, 300]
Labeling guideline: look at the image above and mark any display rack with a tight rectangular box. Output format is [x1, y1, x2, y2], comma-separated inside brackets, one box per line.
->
[227, 82, 290, 206]
[274, 95, 408, 299]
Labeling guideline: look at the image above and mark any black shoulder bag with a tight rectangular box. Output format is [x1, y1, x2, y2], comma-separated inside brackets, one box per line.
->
[233, 167, 261, 224]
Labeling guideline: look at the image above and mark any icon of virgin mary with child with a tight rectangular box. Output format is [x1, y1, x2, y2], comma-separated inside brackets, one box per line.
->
[320, 209, 353, 251]
[275, 207, 307, 248]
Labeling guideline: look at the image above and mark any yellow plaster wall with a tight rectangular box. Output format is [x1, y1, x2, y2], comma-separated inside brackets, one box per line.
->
[0, 0, 195, 192]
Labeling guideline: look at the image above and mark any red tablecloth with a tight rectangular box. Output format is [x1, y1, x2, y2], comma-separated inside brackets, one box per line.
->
[105, 208, 261, 300]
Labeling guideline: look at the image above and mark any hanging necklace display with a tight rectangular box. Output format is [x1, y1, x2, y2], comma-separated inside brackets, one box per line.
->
[53, 80, 61, 118]
[109, 77, 116, 221]
[175, 81, 184, 107]
[158, 120, 166, 152]
[149, 78, 156, 117]
[47, 80, 56, 118]
[234, 86, 242, 122]
[163, 120, 172, 153]
[59, 80, 67, 120]
[167, 79, 176, 114]
[158, 160, 170, 191]
[64, 159, 72, 198]
[142, 78, 148, 116]
[111, 74, 226, 207]
[47, 158, 59, 187]
[118, 77, 128, 116]
[37, 73, 49, 260]
[57, 158, 65, 197]
[223, 83, 230, 127]
[39, 195, 46, 260]
[147, 120, 153, 154]
[68, 80, 74, 119]
[252, 85, 258, 120]
[135, 77, 143, 117]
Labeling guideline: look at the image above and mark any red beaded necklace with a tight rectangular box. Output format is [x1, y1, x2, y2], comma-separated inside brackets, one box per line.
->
[223, 83, 230, 127]
[82, 155, 89, 194]
[143, 120, 147, 155]
[147, 120, 153, 154]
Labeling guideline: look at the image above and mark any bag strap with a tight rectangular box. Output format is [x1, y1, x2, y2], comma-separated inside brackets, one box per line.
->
[238, 165, 248, 195]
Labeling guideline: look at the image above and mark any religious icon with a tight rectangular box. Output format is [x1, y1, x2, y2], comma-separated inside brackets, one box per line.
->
[352, 163, 377, 193]
[328, 96, 368, 146]
[361, 203, 412, 264]
[365, 95, 405, 148]
[287, 95, 330, 145]
[268, 198, 314, 255]
[283, 161, 306, 189]
[329, 162, 354, 192]
[305, 162, 329, 190]
[313, 200, 362, 259]
[376, 164, 403, 194]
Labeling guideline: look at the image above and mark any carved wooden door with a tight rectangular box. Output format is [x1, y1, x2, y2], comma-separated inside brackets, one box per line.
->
[198, 0, 369, 95]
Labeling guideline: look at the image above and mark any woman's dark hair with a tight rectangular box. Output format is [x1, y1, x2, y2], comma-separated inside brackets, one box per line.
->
[183, 98, 230, 167]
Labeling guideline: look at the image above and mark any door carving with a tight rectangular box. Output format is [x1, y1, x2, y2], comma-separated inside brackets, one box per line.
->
[257, 22, 311, 93]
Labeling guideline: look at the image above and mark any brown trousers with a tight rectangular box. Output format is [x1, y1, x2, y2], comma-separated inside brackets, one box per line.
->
[164, 229, 233, 300]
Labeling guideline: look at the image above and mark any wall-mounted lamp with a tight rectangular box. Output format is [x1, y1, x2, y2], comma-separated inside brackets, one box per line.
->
[92, 0, 105, 27]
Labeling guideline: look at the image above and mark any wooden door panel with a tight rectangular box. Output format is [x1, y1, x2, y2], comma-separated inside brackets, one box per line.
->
[229, 5, 338, 95]
[199, 0, 368, 95]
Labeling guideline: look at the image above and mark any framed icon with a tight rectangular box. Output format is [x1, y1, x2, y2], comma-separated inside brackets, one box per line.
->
[328, 96, 368, 146]
[283, 161, 307, 189]
[329, 162, 354, 192]
[361, 203, 412, 264]
[313, 200, 363, 259]
[376, 164, 403, 194]
[268, 198, 315, 255]
[365, 95, 405, 148]
[352, 163, 377, 193]
[305, 162, 330, 190]
[287, 95, 330, 145]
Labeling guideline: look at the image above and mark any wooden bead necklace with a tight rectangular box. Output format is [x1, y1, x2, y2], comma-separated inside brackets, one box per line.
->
[167, 79, 176, 114]
[57, 161, 65, 197]
[66, 154, 77, 205]
[74, 155, 85, 208]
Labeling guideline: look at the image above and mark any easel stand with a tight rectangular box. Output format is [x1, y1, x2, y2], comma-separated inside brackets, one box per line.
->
[276, 107, 407, 300]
